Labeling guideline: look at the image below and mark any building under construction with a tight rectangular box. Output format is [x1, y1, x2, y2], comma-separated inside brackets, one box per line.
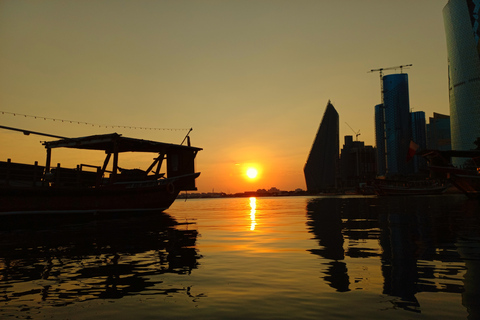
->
[372, 66, 413, 177]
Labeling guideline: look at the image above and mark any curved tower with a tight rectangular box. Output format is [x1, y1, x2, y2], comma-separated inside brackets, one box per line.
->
[444, 0, 480, 157]
[304, 101, 339, 192]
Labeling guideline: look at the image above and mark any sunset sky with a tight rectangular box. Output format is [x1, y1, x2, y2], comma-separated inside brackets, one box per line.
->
[0, 0, 450, 193]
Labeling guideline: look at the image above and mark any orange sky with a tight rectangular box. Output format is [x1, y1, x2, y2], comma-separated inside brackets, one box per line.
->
[0, 0, 450, 193]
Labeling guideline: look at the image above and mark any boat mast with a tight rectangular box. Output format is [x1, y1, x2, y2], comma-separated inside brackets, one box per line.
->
[181, 128, 193, 146]
[0, 125, 67, 139]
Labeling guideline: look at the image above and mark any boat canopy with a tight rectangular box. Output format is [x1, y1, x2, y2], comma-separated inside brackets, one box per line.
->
[419, 149, 480, 164]
[42, 133, 203, 153]
[432, 150, 480, 158]
[41, 133, 201, 190]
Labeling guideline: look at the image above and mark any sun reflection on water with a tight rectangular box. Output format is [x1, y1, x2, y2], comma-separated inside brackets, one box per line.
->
[249, 197, 256, 231]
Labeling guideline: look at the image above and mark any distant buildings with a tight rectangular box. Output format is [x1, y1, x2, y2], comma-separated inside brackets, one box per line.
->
[300, 0, 480, 187]
[374, 104, 386, 176]
[339, 136, 376, 187]
[305, 101, 377, 191]
[426, 113, 451, 151]
[306, 60, 456, 188]
[411, 111, 427, 173]
[444, 0, 480, 160]
[304, 101, 339, 192]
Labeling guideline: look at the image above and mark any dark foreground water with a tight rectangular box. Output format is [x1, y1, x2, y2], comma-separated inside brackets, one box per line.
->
[1, 195, 479, 319]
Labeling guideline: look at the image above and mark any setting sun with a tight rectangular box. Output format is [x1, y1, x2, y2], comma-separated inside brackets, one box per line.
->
[246, 168, 258, 179]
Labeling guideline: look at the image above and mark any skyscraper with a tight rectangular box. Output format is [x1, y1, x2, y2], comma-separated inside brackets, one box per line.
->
[340, 136, 376, 187]
[304, 101, 339, 192]
[382, 73, 412, 176]
[426, 113, 451, 151]
[444, 0, 480, 160]
[411, 111, 427, 173]
[374, 104, 386, 176]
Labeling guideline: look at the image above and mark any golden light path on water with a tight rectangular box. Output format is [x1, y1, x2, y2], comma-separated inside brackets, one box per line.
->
[249, 197, 256, 231]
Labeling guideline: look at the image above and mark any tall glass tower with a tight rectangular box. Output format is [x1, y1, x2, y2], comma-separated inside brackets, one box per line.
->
[382, 73, 412, 175]
[444, 0, 480, 160]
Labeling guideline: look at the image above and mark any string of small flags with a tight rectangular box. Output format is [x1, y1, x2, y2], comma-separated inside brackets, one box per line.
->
[0, 111, 189, 131]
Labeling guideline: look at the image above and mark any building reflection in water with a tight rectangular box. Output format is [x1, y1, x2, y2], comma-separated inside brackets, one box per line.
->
[307, 198, 349, 292]
[455, 200, 480, 320]
[457, 237, 480, 320]
[306, 195, 480, 315]
[250, 197, 256, 231]
[0, 211, 201, 309]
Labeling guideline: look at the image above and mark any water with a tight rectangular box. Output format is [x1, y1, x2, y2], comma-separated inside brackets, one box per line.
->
[1, 195, 479, 319]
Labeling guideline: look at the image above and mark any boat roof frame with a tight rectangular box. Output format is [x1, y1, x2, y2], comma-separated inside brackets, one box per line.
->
[42, 133, 203, 153]
[420, 149, 480, 159]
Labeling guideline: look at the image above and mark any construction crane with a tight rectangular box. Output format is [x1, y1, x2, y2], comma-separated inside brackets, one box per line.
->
[345, 122, 360, 141]
[368, 64, 412, 78]
[368, 64, 412, 101]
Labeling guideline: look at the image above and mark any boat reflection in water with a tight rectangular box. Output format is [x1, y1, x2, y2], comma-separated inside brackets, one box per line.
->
[0, 211, 200, 312]
[306, 195, 480, 317]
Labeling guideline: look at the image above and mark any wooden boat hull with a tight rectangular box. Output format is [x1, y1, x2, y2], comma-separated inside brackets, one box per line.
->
[373, 179, 448, 196]
[429, 165, 480, 199]
[0, 130, 202, 214]
[451, 175, 480, 198]
[374, 185, 448, 196]
[0, 180, 184, 214]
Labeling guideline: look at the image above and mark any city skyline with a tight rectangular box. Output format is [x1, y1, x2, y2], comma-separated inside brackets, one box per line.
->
[0, 1, 450, 193]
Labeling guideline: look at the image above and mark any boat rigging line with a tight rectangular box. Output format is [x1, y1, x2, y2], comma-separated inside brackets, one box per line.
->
[0, 110, 190, 131]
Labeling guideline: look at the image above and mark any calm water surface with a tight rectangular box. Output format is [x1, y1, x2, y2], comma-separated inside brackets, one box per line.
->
[1, 195, 479, 319]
